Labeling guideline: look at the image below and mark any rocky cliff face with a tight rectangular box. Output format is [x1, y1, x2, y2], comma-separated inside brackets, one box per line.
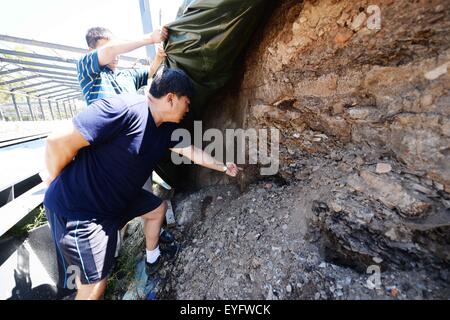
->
[108, 1, 449, 299]
[195, 0, 450, 272]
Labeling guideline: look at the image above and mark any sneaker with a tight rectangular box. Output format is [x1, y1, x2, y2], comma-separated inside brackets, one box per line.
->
[145, 242, 180, 276]
[159, 228, 175, 244]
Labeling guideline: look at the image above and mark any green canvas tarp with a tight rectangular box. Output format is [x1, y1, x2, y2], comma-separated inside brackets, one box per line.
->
[156, 0, 270, 187]
[164, 0, 268, 117]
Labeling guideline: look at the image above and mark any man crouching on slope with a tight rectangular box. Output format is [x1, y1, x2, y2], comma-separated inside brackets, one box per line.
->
[43, 68, 241, 300]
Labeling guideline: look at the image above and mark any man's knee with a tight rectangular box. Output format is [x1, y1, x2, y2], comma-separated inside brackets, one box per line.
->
[142, 200, 167, 221]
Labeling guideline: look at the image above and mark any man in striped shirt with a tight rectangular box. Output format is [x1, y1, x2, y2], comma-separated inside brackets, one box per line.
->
[77, 26, 168, 105]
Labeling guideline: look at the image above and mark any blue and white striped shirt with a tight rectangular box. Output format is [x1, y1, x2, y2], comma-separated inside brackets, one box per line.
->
[77, 50, 149, 105]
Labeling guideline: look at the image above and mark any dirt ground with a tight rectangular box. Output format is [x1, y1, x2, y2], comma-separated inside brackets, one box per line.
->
[109, 141, 449, 300]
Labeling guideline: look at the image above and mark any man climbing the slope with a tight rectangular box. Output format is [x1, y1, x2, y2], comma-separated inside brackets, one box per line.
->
[44, 68, 241, 299]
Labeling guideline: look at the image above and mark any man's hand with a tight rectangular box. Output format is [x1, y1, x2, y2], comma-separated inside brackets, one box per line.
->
[148, 26, 168, 44]
[170, 145, 243, 177]
[148, 45, 167, 79]
[225, 162, 242, 177]
[155, 45, 167, 61]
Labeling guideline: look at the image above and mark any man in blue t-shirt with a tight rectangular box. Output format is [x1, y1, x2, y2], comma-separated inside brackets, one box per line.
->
[44, 68, 241, 299]
[77, 26, 168, 105]
[78, 26, 172, 249]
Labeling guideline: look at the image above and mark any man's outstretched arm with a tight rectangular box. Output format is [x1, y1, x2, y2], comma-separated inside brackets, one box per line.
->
[45, 124, 90, 184]
[97, 27, 168, 67]
[170, 145, 241, 177]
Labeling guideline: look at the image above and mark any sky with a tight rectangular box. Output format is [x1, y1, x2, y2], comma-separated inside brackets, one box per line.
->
[0, 0, 182, 58]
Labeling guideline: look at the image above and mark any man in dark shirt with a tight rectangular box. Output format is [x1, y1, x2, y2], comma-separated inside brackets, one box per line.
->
[77, 26, 172, 250]
[44, 68, 240, 299]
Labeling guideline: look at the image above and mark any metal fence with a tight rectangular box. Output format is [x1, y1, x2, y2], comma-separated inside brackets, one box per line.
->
[0, 34, 148, 122]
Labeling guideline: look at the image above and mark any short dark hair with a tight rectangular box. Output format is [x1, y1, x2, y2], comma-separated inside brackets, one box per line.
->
[85, 27, 113, 49]
[149, 67, 195, 100]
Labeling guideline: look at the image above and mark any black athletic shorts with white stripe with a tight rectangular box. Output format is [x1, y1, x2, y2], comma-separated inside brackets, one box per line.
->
[45, 189, 162, 288]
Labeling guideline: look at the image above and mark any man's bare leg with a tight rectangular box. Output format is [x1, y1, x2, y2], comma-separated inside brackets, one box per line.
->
[75, 277, 107, 300]
[141, 201, 167, 250]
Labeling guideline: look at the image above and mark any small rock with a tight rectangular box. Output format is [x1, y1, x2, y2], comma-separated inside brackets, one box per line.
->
[433, 181, 444, 191]
[390, 287, 399, 298]
[442, 199, 450, 208]
[420, 95, 433, 107]
[410, 183, 435, 196]
[355, 156, 365, 166]
[217, 196, 223, 200]
[286, 284, 292, 293]
[314, 292, 321, 300]
[376, 163, 392, 174]
[350, 12, 367, 31]
[295, 170, 310, 180]
[314, 133, 328, 140]
[330, 201, 342, 212]
[265, 183, 273, 190]
[292, 133, 301, 138]
[334, 30, 353, 44]
[319, 262, 327, 268]
[373, 257, 383, 264]
[435, 5, 444, 12]
[337, 12, 350, 27]
[332, 102, 345, 115]
[424, 63, 448, 80]
[385, 228, 398, 241]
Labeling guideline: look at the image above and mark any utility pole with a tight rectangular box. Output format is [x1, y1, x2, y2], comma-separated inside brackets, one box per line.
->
[139, 0, 155, 60]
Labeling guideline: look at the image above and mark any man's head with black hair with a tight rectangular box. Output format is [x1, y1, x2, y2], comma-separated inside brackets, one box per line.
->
[85, 27, 114, 49]
[149, 67, 194, 101]
[148, 67, 195, 124]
